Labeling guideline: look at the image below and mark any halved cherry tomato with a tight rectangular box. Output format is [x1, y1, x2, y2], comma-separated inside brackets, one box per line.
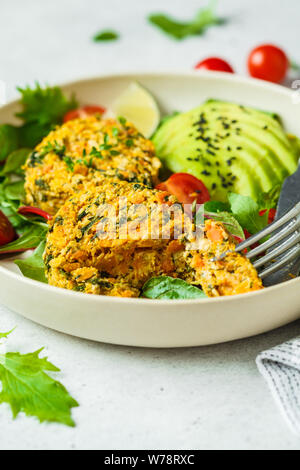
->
[194, 57, 234, 73]
[63, 105, 106, 123]
[18, 206, 53, 221]
[156, 173, 210, 205]
[248, 45, 289, 83]
[0, 210, 16, 246]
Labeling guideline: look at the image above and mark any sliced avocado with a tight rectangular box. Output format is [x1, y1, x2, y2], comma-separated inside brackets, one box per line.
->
[152, 100, 299, 202]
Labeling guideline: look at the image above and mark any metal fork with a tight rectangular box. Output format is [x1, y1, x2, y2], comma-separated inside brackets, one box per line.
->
[235, 202, 300, 281]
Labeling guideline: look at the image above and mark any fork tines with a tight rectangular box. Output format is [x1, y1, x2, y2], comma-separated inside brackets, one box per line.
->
[235, 201, 300, 279]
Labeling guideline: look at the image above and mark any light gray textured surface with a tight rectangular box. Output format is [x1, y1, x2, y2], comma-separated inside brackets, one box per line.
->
[0, 0, 300, 450]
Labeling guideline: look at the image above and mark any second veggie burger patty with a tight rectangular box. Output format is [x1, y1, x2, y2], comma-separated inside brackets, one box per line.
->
[24, 116, 161, 215]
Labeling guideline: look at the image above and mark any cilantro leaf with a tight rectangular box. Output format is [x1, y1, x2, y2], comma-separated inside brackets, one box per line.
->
[93, 30, 119, 42]
[142, 276, 206, 299]
[0, 347, 78, 426]
[15, 240, 47, 283]
[228, 192, 268, 235]
[148, 0, 225, 40]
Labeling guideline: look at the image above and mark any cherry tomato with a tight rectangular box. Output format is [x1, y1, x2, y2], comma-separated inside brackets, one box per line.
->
[63, 105, 106, 123]
[0, 210, 16, 246]
[194, 57, 234, 73]
[156, 173, 210, 205]
[248, 45, 289, 83]
[18, 206, 53, 221]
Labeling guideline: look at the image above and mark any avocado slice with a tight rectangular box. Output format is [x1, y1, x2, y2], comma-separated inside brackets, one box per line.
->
[152, 100, 299, 202]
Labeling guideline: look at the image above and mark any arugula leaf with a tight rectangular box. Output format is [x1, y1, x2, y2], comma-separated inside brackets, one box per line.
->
[148, 0, 225, 40]
[1, 148, 31, 176]
[0, 124, 19, 161]
[93, 30, 119, 41]
[142, 276, 206, 299]
[0, 346, 78, 426]
[16, 84, 77, 147]
[15, 240, 47, 283]
[0, 225, 47, 254]
[228, 192, 268, 235]
[204, 210, 245, 240]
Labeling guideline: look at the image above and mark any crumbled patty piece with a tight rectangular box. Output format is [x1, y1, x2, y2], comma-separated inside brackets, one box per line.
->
[24, 116, 161, 215]
[44, 180, 263, 297]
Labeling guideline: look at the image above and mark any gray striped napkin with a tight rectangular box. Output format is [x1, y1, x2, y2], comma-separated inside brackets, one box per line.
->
[256, 337, 300, 435]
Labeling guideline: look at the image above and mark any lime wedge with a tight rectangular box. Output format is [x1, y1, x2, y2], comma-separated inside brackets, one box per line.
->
[111, 82, 160, 138]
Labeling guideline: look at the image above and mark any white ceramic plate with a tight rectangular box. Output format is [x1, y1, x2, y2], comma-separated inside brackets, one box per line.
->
[0, 71, 299, 347]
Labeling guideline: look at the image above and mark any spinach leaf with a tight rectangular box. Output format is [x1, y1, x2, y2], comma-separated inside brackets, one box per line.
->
[3, 180, 25, 201]
[204, 200, 231, 213]
[0, 124, 19, 161]
[1, 148, 31, 175]
[0, 225, 47, 254]
[228, 192, 268, 235]
[142, 276, 206, 300]
[15, 240, 47, 283]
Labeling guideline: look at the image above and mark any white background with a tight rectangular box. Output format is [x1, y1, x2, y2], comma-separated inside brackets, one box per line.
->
[0, 0, 300, 450]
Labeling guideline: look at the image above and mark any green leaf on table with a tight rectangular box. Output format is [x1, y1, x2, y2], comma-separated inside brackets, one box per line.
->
[148, 0, 225, 40]
[0, 124, 19, 162]
[0, 225, 47, 254]
[93, 30, 119, 41]
[16, 84, 78, 147]
[15, 240, 47, 283]
[1, 148, 31, 176]
[142, 276, 206, 299]
[0, 347, 78, 426]
[228, 192, 268, 235]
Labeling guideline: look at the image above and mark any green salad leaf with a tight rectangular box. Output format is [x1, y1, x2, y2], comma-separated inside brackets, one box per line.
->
[142, 276, 207, 300]
[204, 200, 231, 213]
[148, 0, 225, 40]
[16, 84, 77, 147]
[93, 30, 119, 41]
[1, 148, 31, 176]
[0, 225, 47, 254]
[0, 124, 19, 162]
[228, 192, 268, 235]
[0, 330, 78, 427]
[15, 240, 47, 283]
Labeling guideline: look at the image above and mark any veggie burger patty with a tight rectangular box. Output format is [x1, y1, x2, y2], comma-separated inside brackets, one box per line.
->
[44, 179, 263, 298]
[24, 116, 161, 215]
